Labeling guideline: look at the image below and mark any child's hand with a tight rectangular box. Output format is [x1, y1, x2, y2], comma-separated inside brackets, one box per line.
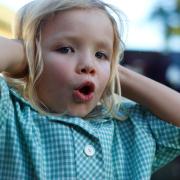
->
[0, 36, 27, 77]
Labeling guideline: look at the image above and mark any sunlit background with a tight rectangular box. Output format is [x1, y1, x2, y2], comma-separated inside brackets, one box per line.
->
[0, 1, 180, 179]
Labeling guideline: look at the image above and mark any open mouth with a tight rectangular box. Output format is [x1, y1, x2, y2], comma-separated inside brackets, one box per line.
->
[73, 81, 95, 102]
[77, 82, 95, 95]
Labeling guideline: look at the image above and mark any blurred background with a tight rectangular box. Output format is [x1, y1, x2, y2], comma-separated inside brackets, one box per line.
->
[0, 0, 180, 179]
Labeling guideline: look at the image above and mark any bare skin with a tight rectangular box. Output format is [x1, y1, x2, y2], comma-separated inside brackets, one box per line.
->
[119, 65, 180, 126]
[0, 36, 180, 126]
[0, 36, 26, 76]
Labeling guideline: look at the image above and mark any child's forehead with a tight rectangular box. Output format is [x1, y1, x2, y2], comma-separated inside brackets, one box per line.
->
[45, 7, 109, 21]
[42, 8, 114, 35]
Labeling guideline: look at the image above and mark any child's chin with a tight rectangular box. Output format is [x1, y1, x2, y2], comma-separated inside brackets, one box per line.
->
[67, 107, 93, 118]
[68, 110, 89, 118]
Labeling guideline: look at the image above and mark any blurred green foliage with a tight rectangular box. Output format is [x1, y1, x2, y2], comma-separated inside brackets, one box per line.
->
[150, 0, 180, 39]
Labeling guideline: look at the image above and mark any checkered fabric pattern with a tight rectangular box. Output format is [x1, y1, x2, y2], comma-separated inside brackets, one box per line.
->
[0, 76, 180, 180]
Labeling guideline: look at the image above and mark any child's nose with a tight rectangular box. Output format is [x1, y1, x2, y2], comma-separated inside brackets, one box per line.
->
[79, 65, 96, 75]
[76, 62, 96, 75]
[76, 52, 96, 75]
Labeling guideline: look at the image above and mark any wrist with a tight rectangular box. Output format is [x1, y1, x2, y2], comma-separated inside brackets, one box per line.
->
[118, 65, 133, 97]
[119, 65, 146, 102]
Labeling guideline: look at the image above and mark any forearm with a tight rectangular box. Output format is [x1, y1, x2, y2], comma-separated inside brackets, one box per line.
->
[119, 65, 180, 126]
[0, 36, 26, 75]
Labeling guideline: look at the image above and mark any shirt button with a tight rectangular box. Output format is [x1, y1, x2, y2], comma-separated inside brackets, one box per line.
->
[84, 144, 95, 157]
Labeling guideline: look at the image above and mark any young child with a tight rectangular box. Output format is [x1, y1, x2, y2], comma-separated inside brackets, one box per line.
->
[0, 0, 180, 179]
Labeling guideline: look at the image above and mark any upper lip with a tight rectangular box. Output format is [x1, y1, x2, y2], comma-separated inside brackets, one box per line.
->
[74, 81, 95, 94]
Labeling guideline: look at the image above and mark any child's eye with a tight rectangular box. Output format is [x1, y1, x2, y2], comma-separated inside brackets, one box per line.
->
[56, 47, 74, 54]
[95, 51, 108, 60]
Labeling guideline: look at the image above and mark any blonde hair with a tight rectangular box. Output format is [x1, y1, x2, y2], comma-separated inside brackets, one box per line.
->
[5, 0, 126, 119]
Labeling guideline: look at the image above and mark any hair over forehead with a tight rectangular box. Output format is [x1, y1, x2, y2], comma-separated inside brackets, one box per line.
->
[23, 0, 110, 12]
[20, 0, 113, 20]
[18, 0, 122, 31]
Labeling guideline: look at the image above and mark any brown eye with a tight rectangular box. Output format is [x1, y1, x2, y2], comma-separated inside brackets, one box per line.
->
[56, 47, 74, 54]
[95, 51, 108, 60]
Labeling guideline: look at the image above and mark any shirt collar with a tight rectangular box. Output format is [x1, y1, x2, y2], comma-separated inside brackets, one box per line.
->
[10, 87, 113, 138]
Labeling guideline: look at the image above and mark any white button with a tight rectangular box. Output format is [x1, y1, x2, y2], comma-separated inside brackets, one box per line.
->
[84, 145, 95, 157]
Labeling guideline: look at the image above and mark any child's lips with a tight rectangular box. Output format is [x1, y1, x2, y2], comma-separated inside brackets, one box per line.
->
[72, 81, 95, 103]
[73, 90, 94, 103]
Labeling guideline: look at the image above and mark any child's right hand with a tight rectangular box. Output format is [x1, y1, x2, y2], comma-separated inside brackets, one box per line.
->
[0, 36, 27, 76]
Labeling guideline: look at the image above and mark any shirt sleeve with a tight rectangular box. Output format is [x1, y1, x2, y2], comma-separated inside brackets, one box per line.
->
[121, 101, 180, 173]
[0, 76, 14, 127]
[145, 106, 180, 173]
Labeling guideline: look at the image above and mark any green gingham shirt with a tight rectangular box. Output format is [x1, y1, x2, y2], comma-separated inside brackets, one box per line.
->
[0, 77, 180, 180]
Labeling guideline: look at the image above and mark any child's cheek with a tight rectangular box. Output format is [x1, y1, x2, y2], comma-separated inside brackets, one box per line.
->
[47, 60, 72, 85]
[100, 61, 111, 78]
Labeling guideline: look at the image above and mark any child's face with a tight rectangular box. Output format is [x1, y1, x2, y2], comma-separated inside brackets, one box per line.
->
[36, 8, 114, 117]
